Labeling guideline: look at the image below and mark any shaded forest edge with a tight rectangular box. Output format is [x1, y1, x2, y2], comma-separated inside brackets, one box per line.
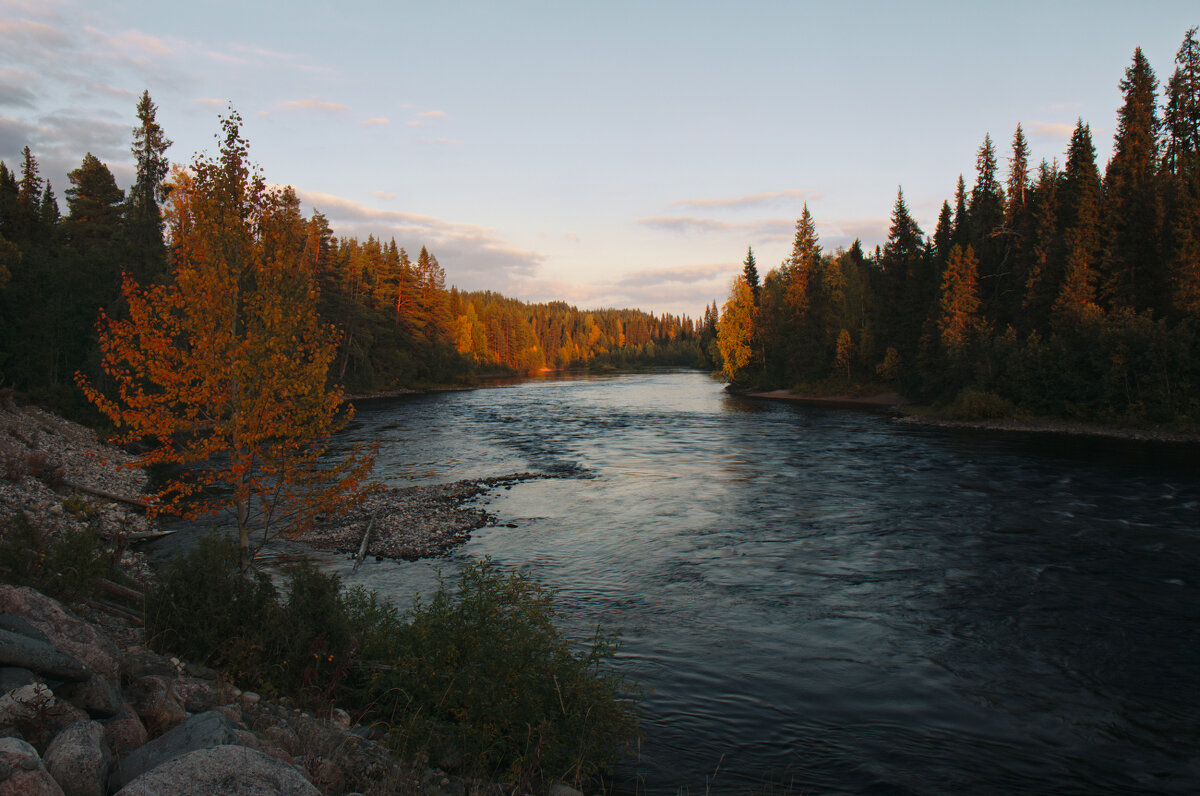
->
[0, 94, 711, 423]
[712, 28, 1200, 434]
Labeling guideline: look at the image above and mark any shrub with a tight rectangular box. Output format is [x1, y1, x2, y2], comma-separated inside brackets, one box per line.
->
[364, 559, 640, 789]
[0, 513, 110, 603]
[945, 388, 1017, 420]
[146, 535, 362, 700]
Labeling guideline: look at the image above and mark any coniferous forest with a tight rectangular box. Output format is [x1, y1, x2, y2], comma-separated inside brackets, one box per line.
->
[717, 30, 1200, 426]
[0, 94, 706, 418]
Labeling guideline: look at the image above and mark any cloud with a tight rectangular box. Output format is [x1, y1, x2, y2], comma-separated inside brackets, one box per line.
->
[202, 50, 246, 65]
[83, 26, 173, 56]
[373, 190, 396, 199]
[416, 110, 446, 118]
[293, 188, 544, 286]
[281, 98, 347, 113]
[637, 215, 793, 241]
[1029, 121, 1074, 140]
[0, 115, 37, 159]
[359, 117, 389, 126]
[0, 18, 71, 47]
[505, 262, 737, 318]
[407, 121, 422, 127]
[670, 189, 821, 211]
[194, 97, 227, 107]
[0, 73, 36, 108]
[418, 137, 460, 145]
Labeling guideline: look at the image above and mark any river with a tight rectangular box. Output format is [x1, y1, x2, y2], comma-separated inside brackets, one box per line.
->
[212, 370, 1200, 793]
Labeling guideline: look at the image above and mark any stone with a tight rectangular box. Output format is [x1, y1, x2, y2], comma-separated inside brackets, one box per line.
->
[0, 737, 64, 796]
[117, 650, 175, 686]
[114, 745, 318, 795]
[0, 667, 38, 693]
[99, 702, 147, 757]
[0, 615, 51, 645]
[169, 676, 218, 713]
[329, 707, 351, 729]
[0, 629, 89, 683]
[547, 785, 585, 796]
[123, 676, 185, 738]
[109, 709, 244, 792]
[240, 691, 261, 705]
[43, 720, 111, 796]
[0, 588, 119, 686]
[59, 674, 121, 718]
[0, 684, 88, 750]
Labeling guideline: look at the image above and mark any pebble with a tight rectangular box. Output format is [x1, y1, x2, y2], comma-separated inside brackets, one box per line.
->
[302, 472, 551, 562]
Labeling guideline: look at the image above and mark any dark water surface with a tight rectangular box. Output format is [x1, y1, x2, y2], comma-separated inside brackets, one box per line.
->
[300, 371, 1197, 793]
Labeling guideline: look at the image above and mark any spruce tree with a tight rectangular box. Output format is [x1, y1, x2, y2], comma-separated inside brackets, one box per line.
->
[742, 246, 759, 306]
[125, 90, 172, 283]
[1100, 47, 1163, 313]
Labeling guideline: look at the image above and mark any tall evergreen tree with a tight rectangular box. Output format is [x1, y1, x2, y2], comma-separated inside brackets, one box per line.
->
[1006, 124, 1030, 224]
[1054, 122, 1104, 328]
[786, 205, 820, 317]
[125, 90, 172, 283]
[1100, 47, 1163, 313]
[742, 246, 760, 305]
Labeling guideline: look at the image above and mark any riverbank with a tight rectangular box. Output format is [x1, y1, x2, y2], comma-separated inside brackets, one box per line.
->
[734, 386, 1200, 445]
[301, 472, 546, 561]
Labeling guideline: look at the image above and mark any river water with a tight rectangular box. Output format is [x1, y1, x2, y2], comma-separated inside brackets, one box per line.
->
[244, 370, 1200, 793]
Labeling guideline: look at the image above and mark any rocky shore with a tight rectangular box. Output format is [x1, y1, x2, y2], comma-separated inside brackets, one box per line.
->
[302, 474, 544, 562]
[0, 403, 591, 794]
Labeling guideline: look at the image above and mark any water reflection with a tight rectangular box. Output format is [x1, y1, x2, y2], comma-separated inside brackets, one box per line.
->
[158, 370, 1200, 794]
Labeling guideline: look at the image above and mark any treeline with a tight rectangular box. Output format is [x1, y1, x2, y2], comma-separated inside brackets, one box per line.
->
[0, 96, 704, 414]
[717, 29, 1200, 424]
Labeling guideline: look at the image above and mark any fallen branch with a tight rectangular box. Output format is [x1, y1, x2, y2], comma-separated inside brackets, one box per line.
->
[63, 479, 152, 511]
[352, 512, 379, 574]
[98, 578, 144, 605]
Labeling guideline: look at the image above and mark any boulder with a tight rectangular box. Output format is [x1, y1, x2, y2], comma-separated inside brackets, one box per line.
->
[0, 588, 119, 685]
[0, 615, 51, 645]
[118, 650, 175, 686]
[169, 676, 218, 713]
[0, 736, 65, 796]
[99, 703, 147, 756]
[0, 667, 39, 693]
[123, 676, 185, 738]
[109, 709, 243, 792]
[0, 629, 89, 683]
[0, 684, 89, 749]
[59, 674, 122, 718]
[43, 720, 111, 796]
[114, 745, 318, 795]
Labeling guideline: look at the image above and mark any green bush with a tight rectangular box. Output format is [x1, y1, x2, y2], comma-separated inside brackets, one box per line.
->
[945, 388, 1018, 420]
[0, 513, 110, 603]
[147, 543, 640, 790]
[364, 560, 639, 789]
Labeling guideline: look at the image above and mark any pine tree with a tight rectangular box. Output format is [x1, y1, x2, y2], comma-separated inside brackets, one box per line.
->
[125, 90, 172, 283]
[937, 244, 982, 355]
[1163, 28, 1200, 317]
[1164, 27, 1200, 177]
[786, 205, 820, 317]
[742, 246, 759, 305]
[1054, 123, 1104, 328]
[1006, 124, 1030, 224]
[1100, 47, 1163, 313]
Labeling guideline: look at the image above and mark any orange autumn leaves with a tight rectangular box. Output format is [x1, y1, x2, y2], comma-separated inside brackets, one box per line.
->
[77, 113, 374, 568]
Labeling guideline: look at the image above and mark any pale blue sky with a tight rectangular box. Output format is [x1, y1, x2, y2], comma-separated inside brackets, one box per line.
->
[2, 0, 1196, 318]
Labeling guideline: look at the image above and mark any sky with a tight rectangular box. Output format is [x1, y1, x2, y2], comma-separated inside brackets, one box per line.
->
[2, 0, 1197, 320]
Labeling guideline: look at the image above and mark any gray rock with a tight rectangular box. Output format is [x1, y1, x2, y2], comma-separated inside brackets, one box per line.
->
[123, 676, 185, 738]
[0, 587, 119, 685]
[0, 629, 89, 683]
[0, 684, 89, 749]
[0, 667, 38, 693]
[0, 736, 64, 796]
[59, 674, 121, 718]
[43, 720, 111, 796]
[109, 710, 244, 792]
[168, 676, 217, 713]
[0, 616, 51, 645]
[114, 745, 318, 795]
[117, 650, 175, 686]
[98, 702, 146, 756]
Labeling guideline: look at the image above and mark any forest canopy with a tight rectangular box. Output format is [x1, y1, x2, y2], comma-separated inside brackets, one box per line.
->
[715, 28, 1200, 425]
